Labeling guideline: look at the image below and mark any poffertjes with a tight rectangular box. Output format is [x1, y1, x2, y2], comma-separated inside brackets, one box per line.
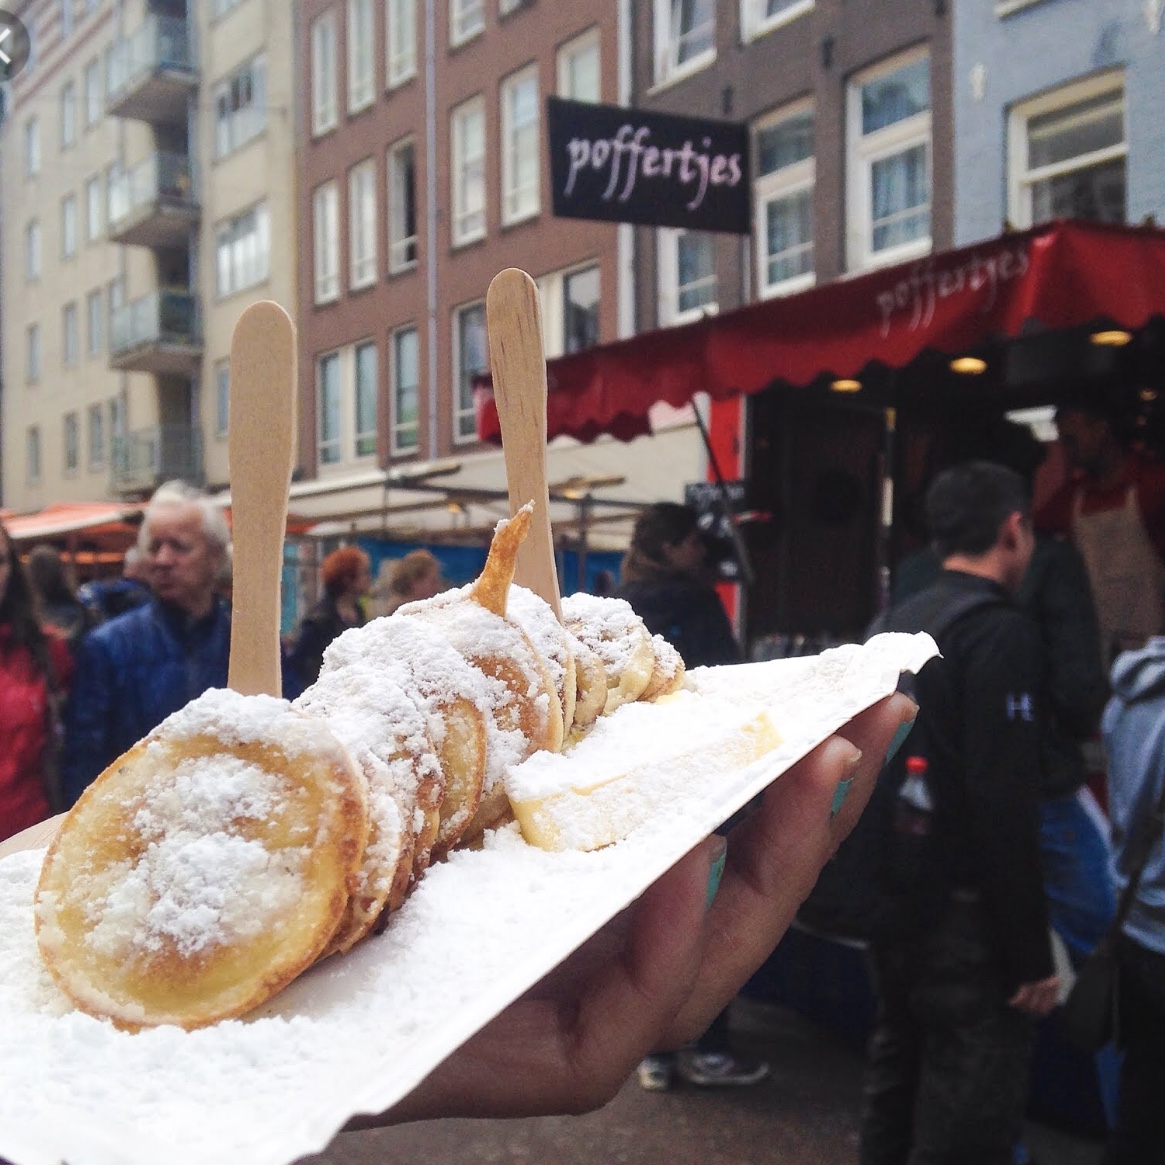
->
[34, 504, 749, 1031]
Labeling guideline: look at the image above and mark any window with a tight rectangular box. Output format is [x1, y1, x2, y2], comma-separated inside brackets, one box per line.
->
[557, 27, 600, 102]
[1009, 73, 1125, 229]
[318, 351, 343, 464]
[61, 194, 78, 257]
[84, 59, 101, 127]
[741, 0, 812, 42]
[391, 325, 419, 452]
[60, 82, 76, 149]
[109, 396, 125, 447]
[62, 302, 79, 367]
[61, 0, 74, 38]
[216, 361, 231, 437]
[214, 54, 267, 157]
[388, 138, 418, 271]
[349, 159, 378, 289]
[311, 12, 339, 135]
[354, 341, 379, 457]
[88, 403, 105, 469]
[348, 0, 375, 112]
[653, 0, 715, 86]
[658, 228, 717, 325]
[27, 325, 42, 384]
[386, 0, 416, 85]
[501, 65, 539, 225]
[313, 181, 341, 302]
[451, 97, 485, 245]
[85, 176, 103, 241]
[215, 204, 271, 298]
[27, 428, 42, 484]
[451, 0, 484, 46]
[754, 103, 814, 296]
[454, 302, 486, 442]
[24, 118, 40, 176]
[537, 264, 600, 358]
[847, 51, 931, 271]
[64, 412, 80, 475]
[25, 220, 41, 281]
[86, 289, 103, 356]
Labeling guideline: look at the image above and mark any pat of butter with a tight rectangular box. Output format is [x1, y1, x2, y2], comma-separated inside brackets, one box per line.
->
[506, 692, 783, 852]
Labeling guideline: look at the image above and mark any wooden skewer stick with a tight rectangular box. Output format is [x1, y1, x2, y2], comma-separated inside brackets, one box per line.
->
[486, 268, 562, 621]
[227, 300, 298, 698]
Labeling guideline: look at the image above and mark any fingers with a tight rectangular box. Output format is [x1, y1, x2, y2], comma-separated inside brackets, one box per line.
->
[660, 693, 917, 1047]
[1009, 976, 1060, 1017]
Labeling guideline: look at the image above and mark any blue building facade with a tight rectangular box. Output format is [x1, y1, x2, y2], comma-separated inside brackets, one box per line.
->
[953, 0, 1165, 246]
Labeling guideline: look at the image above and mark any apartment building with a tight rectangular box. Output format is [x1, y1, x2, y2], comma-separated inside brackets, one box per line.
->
[292, 0, 706, 543]
[0, 0, 297, 512]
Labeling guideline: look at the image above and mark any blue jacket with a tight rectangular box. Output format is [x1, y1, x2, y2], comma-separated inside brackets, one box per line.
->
[1104, 637, 1165, 956]
[62, 598, 231, 806]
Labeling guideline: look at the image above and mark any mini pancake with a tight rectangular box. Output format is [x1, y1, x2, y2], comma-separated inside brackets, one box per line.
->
[506, 584, 577, 734]
[561, 593, 657, 714]
[35, 690, 368, 1031]
[567, 633, 607, 737]
[641, 634, 686, 701]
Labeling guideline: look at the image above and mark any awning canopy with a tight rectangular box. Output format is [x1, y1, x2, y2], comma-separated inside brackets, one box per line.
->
[3, 502, 144, 544]
[476, 219, 1165, 444]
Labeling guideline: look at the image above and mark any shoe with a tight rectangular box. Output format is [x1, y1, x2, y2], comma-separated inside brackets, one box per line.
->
[636, 1055, 674, 1092]
[677, 1051, 770, 1087]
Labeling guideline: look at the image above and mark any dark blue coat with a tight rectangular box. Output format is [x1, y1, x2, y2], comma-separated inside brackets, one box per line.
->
[62, 598, 231, 806]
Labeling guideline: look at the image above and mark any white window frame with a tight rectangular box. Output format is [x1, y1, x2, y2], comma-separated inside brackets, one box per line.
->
[390, 324, 420, 453]
[85, 175, 103, 242]
[450, 0, 484, 47]
[313, 181, 341, 303]
[349, 158, 378, 289]
[386, 0, 417, 86]
[24, 117, 40, 177]
[740, 0, 813, 44]
[26, 325, 42, 384]
[311, 11, 339, 136]
[86, 288, 103, 356]
[846, 48, 932, 272]
[215, 203, 271, 298]
[753, 101, 815, 298]
[501, 64, 540, 225]
[61, 0, 74, 37]
[652, 0, 715, 88]
[353, 339, 379, 458]
[27, 427, 42, 484]
[317, 349, 344, 466]
[213, 0, 245, 17]
[453, 301, 486, 444]
[537, 262, 600, 359]
[1007, 71, 1126, 230]
[25, 220, 41, 281]
[61, 194, 78, 258]
[60, 82, 77, 149]
[62, 302, 79, 367]
[215, 360, 231, 437]
[214, 54, 267, 158]
[88, 402, 106, 470]
[657, 227, 718, 327]
[557, 26, 600, 102]
[387, 136, 418, 272]
[64, 412, 80, 476]
[83, 58, 102, 127]
[451, 96, 486, 245]
[348, 0, 376, 112]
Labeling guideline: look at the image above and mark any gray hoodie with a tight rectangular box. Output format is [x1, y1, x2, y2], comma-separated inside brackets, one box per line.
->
[1103, 637, 1165, 955]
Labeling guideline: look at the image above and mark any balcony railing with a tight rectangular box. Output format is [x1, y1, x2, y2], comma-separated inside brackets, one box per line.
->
[109, 291, 202, 374]
[106, 15, 197, 124]
[111, 424, 204, 495]
[107, 153, 198, 247]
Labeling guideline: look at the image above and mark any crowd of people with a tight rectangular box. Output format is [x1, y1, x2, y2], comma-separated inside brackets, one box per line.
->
[2, 393, 1164, 1155]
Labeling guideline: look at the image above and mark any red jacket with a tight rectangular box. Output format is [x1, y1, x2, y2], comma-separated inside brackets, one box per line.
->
[0, 627, 73, 842]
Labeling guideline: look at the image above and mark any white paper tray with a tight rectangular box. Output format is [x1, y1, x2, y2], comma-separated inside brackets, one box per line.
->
[0, 633, 934, 1165]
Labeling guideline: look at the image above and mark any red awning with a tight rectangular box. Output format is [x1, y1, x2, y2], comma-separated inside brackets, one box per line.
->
[476, 219, 1165, 444]
[3, 502, 144, 543]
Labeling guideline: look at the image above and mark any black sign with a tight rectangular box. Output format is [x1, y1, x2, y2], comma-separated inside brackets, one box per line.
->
[684, 480, 750, 582]
[548, 97, 751, 235]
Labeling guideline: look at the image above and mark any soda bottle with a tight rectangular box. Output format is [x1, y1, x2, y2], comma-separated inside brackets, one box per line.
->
[894, 756, 933, 838]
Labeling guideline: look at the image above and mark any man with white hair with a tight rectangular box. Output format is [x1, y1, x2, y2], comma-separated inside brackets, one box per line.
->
[62, 482, 232, 805]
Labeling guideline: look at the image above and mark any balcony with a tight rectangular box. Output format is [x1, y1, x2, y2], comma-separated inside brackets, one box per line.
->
[107, 153, 199, 249]
[110, 291, 202, 375]
[111, 424, 204, 496]
[106, 15, 197, 124]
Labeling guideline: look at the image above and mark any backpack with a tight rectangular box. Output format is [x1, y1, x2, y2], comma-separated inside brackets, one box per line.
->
[798, 585, 1003, 943]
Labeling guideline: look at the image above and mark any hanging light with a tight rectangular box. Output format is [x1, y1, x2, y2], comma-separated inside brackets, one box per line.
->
[1090, 329, 1134, 347]
[831, 378, 862, 393]
[949, 356, 988, 375]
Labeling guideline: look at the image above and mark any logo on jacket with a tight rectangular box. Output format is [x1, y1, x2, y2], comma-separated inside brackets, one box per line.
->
[1005, 692, 1035, 722]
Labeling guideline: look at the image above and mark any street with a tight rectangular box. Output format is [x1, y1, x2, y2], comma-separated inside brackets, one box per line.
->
[302, 1001, 1107, 1165]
